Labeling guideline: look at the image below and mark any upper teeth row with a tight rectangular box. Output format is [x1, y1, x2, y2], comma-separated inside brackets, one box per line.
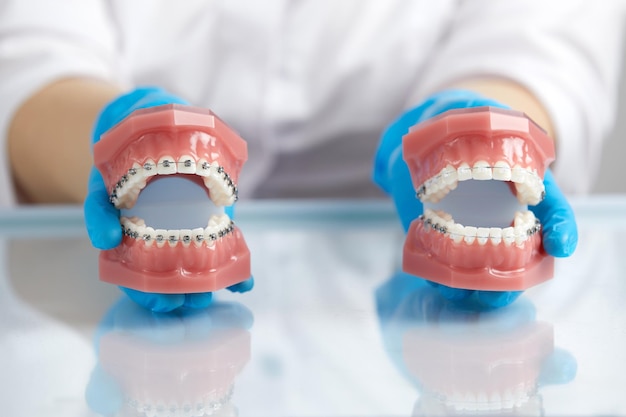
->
[121, 215, 235, 248]
[417, 162, 545, 205]
[421, 209, 541, 246]
[110, 156, 238, 209]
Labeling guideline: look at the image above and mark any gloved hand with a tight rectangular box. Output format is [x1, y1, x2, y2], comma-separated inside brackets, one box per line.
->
[84, 87, 253, 312]
[373, 90, 578, 308]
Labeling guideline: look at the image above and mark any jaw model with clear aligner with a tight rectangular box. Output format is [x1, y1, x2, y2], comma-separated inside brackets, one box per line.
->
[94, 104, 250, 293]
[402, 107, 555, 291]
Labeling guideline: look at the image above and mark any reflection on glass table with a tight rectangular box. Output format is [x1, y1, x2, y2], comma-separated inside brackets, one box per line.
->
[0, 198, 625, 416]
[86, 298, 253, 417]
[376, 272, 576, 416]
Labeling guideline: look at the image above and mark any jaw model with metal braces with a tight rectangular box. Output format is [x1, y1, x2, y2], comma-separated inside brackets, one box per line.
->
[94, 104, 250, 293]
[402, 107, 555, 291]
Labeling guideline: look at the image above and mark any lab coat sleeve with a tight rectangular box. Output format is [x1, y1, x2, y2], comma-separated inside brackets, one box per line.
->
[0, 0, 122, 206]
[407, 0, 626, 195]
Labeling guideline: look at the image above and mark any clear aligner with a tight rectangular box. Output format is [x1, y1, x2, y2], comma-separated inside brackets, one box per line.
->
[416, 165, 544, 201]
[110, 161, 238, 204]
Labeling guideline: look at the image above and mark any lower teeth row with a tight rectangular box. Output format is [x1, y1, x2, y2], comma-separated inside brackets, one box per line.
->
[419, 215, 541, 245]
[121, 221, 235, 246]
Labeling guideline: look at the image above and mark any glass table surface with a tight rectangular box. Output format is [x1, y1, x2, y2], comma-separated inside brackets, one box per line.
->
[0, 197, 625, 416]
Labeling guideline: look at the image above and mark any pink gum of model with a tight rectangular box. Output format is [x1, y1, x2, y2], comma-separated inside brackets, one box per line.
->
[402, 107, 555, 291]
[94, 104, 250, 294]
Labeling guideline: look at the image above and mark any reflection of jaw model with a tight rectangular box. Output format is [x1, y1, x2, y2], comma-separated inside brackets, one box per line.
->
[94, 105, 251, 293]
[404, 320, 553, 415]
[99, 324, 250, 416]
[402, 107, 555, 291]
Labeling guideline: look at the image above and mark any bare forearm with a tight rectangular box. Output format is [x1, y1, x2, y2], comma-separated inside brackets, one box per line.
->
[8, 78, 121, 204]
[452, 78, 556, 140]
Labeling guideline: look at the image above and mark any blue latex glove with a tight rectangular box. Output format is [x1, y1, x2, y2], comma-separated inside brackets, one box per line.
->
[84, 87, 253, 312]
[373, 90, 578, 308]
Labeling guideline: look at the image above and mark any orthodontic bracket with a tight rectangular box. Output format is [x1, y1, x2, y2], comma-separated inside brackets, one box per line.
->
[110, 161, 239, 204]
[122, 220, 236, 244]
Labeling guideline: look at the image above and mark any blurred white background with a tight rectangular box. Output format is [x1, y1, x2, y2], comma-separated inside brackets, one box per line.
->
[594, 38, 626, 194]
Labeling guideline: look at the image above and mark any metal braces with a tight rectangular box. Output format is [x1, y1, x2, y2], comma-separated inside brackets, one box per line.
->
[121, 220, 235, 244]
[419, 215, 542, 239]
[110, 160, 239, 203]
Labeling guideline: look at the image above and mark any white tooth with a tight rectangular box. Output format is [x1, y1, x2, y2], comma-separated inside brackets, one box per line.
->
[191, 227, 205, 246]
[477, 391, 488, 403]
[179, 229, 193, 247]
[524, 211, 536, 224]
[424, 209, 435, 218]
[450, 223, 464, 243]
[493, 160, 512, 181]
[477, 227, 490, 245]
[457, 163, 472, 181]
[428, 177, 441, 193]
[515, 226, 527, 245]
[128, 216, 144, 226]
[126, 163, 144, 189]
[143, 227, 156, 247]
[208, 216, 219, 228]
[196, 159, 212, 177]
[224, 193, 237, 206]
[511, 165, 527, 183]
[430, 189, 444, 202]
[464, 226, 477, 244]
[120, 215, 131, 225]
[428, 194, 442, 204]
[204, 223, 219, 245]
[142, 159, 158, 177]
[489, 227, 502, 245]
[155, 229, 167, 248]
[167, 230, 180, 247]
[220, 213, 231, 225]
[177, 155, 196, 174]
[157, 156, 177, 175]
[135, 224, 147, 240]
[472, 160, 492, 180]
[442, 164, 458, 186]
[514, 211, 526, 228]
[502, 227, 515, 245]
[444, 220, 454, 234]
[436, 210, 452, 222]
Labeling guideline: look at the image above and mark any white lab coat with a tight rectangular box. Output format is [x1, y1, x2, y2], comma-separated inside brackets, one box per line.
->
[0, 0, 623, 205]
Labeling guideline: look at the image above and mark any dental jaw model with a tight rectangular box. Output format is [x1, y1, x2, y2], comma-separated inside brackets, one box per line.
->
[402, 107, 555, 291]
[94, 104, 250, 293]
